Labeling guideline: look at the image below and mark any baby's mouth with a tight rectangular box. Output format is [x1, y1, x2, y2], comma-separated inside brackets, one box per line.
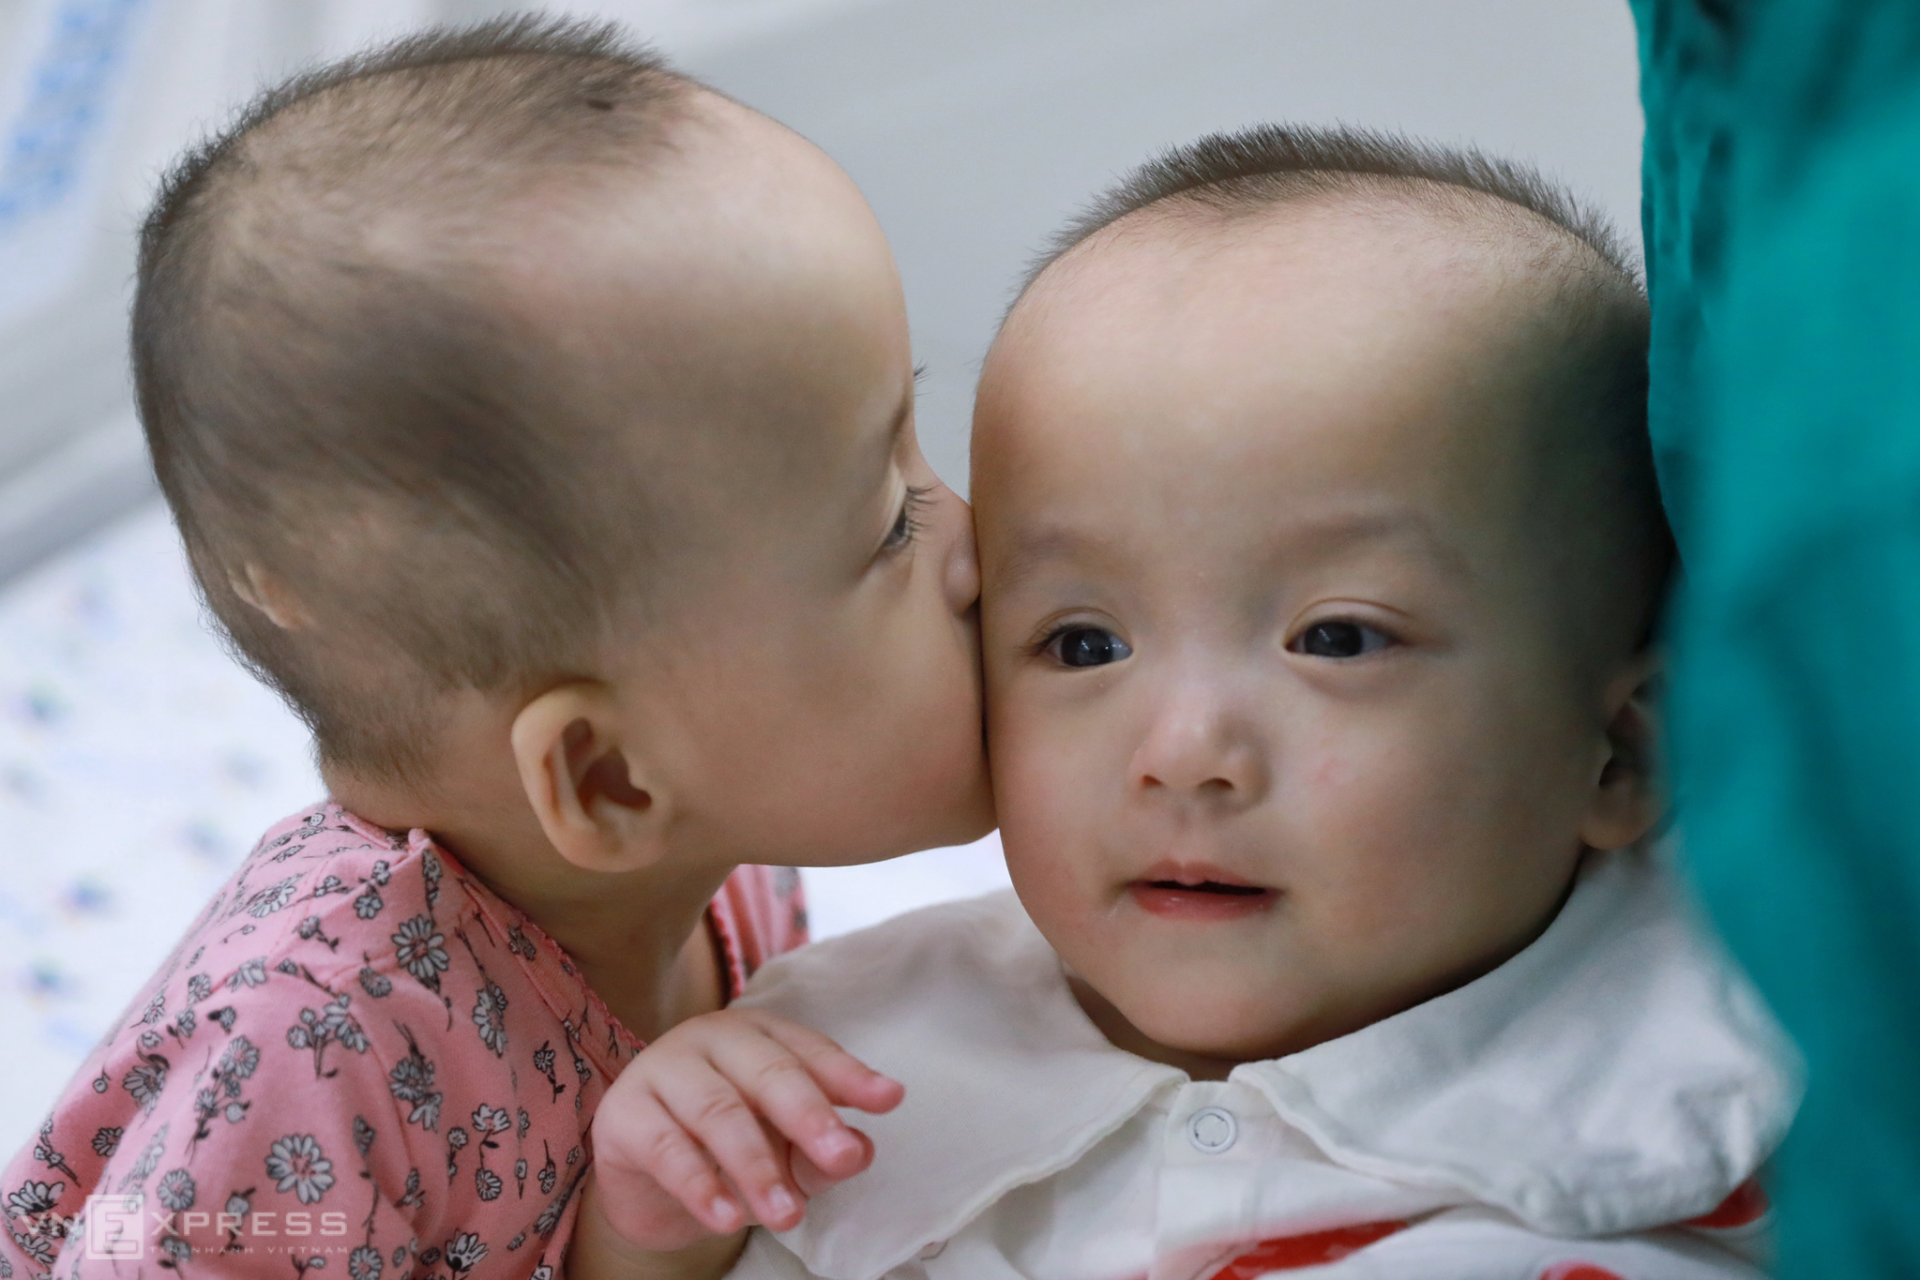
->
[1143, 878, 1266, 896]
[1129, 862, 1277, 921]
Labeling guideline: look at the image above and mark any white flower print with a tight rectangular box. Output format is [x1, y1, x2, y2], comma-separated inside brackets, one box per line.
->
[297, 917, 324, 940]
[388, 1038, 442, 1132]
[353, 887, 383, 920]
[369, 860, 391, 887]
[246, 876, 303, 917]
[327, 1000, 370, 1053]
[220, 1035, 261, 1081]
[474, 1168, 502, 1202]
[358, 966, 393, 998]
[116, 1126, 168, 1192]
[533, 1186, 568, 1237]
[422, 851, 442, 907]
[5, 1180, 63, 1219]
[353, 1117, 375, 1157]
[348, 1246, 383, 1280]
[443, 1233, 486, 1274]
[187, 973, 213, 1003]
[156, 1170, 195, 1213]
[159, 1235, 191, 1266]
[265, 1134, 335, 1205]
[32, 1118, 77, 1181]
[471, 982, 508, 1057]
[532, 1043, 564, 1102]
[229, 957, 269, 989]
[288, 996, 370, 1075]
[139, 992, 166, 1025]
[13, 1233, 53, 1268]
[531, 1266, 553, 1280]
[91, 1127, 121, 1158]
[392, 916, 449, 991]
[470, 1105, 511, 1136]
[122, 1053, 168, 1113]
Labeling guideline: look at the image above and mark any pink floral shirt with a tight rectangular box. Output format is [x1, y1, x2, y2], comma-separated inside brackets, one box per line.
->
[2, 803, 805, 1280]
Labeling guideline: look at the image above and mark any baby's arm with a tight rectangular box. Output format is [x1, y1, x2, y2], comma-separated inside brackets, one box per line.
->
[4, 973, 442, 1280]
[570, 1008, 902, 1280]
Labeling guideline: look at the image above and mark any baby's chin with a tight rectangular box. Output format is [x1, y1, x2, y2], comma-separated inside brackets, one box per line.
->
[1129, 1002, 1321, 1065]
[1068, 965, 1336, 1071]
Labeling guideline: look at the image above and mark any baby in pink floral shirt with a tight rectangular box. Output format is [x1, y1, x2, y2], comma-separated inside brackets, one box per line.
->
[3, 15, 988, 1280]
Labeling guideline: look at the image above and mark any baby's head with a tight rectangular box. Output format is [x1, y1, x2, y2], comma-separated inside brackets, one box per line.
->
[974, 126, 1670, 1070]
[136, 18, 989, 874]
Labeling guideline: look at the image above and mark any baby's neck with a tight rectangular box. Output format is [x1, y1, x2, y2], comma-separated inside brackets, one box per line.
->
[1068, 975, 1244, 1081]
[329, 765, 732, 1045]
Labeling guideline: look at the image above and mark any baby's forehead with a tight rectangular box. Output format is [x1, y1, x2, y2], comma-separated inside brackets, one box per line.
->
[1038, 186, 1584, 339]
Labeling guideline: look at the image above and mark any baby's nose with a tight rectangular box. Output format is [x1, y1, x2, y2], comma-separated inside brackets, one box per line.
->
[1130, 694, 1269, 805]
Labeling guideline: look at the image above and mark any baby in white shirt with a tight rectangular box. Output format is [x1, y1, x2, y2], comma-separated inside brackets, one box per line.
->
[584, 125, 1799, 1280]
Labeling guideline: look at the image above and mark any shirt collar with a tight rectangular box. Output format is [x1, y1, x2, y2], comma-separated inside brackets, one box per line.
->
[1232, 845, 1801, 1236]
[745, 847, 1798, 1280]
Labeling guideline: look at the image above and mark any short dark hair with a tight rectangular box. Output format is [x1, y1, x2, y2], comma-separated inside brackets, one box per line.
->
[134, 16, 697, 780]
[1012, 124, 1672, 654]
[1022, 122, 1640, 295]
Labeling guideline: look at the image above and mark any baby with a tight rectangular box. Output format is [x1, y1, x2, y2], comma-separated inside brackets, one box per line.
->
[593, 128, 1799, 1278]
[2, 17, 984, 1280]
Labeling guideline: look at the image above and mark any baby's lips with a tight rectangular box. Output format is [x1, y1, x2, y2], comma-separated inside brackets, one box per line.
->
[1135, 857, 1270, 890]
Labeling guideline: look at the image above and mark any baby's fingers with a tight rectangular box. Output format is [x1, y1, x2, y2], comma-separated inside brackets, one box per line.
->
[756, 1014, 906, 1116]
[659, 1063, 810, 1231]
[711, 1018, 898, 1181]
[597, 1088, 748, 1238]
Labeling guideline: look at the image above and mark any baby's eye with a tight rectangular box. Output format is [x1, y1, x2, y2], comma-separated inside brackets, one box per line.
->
[881, 486, 933, 554]
[1290, 620, 1395, 659]
[1047, 626, 1133, 668]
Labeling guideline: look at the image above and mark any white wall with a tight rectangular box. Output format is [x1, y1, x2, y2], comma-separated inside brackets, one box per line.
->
[0, 0, 1641, 571]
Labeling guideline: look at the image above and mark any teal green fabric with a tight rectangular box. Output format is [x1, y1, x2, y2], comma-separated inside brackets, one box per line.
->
[1633, 2, 1920, 1273]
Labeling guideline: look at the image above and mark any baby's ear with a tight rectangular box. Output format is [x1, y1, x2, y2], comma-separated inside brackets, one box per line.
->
[1580, 650, 1665, 851]
[511, 683, 669, 873]
[228, 562, 313, 630]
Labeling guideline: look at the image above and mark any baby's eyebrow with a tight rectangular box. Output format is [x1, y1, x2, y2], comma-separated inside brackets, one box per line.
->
[870, 378, 916, 469]
[992, 525, 1114, 592]
[1276, 510, 1475, 582]
[991, 509, 1471, 592]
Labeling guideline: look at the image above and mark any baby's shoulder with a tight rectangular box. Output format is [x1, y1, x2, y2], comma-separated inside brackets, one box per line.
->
[172, 803, 438, 990]
[731, 888, 1072, 1059]
[738, 889, 1027, 998]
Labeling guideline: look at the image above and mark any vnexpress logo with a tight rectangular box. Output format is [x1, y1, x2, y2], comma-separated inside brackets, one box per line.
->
[84, 1195, 145, 1260]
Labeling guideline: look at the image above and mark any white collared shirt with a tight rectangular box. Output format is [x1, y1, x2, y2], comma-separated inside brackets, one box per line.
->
[731, 848, 1799, 1280]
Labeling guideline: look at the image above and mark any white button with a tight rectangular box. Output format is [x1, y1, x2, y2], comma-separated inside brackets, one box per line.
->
[1187, 1106, 1237, 1154]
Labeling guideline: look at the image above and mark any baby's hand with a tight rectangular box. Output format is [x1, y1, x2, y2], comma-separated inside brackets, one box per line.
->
[589, 1007, 904, 1252]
